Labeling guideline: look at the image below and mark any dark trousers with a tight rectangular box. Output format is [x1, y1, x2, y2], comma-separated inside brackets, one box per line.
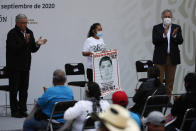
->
[87, 68, 93, 82]
[8, 70, 29, 114]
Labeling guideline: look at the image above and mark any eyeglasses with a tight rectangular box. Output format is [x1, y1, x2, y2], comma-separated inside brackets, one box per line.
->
[164, 16, 172, 18]
[19, 22, 28, 24]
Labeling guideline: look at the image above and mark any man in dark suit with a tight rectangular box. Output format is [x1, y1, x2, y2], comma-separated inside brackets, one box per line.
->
[6, 14, 47, 118]
[152, 9, 183, 95]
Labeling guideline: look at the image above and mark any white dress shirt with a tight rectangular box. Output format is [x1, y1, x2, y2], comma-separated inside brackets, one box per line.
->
[163, 24, 171, 53]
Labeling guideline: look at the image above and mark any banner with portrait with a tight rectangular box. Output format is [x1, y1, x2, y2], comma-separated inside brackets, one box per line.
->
[92, 49, 120, 96]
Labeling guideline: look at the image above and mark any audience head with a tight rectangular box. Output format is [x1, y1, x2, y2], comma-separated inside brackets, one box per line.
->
[97, 104, 140, 131]
[161, 9, 173, 26]
[53, 69, 66, 86]
[188, 73, 196, 93]
[184, 73, 195, 92]
[86, 82, 101, 100]
[142, 111, 165, 131]
[148, 66, 161, 87]
[15, 14, 28, 32]
[112, 90, 128, 108]
[147, 66, 160, 79]
[88, 23, 102, 38]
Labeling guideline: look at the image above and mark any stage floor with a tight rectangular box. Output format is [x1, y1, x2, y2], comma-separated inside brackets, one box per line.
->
[0, 116, 25, 131]
[0, 104, 34, 131]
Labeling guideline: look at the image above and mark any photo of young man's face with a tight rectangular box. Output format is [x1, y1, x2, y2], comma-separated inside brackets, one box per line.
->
[99, 56, 113, 82]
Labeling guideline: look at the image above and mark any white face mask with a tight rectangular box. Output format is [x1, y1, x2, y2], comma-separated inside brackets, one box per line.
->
[163, 18, 172, 25]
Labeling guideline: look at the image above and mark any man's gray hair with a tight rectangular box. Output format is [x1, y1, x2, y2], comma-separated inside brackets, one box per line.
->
[53, 69, 66, 83]
[161, 9, 173, 18]
[15, 14, 27, 22]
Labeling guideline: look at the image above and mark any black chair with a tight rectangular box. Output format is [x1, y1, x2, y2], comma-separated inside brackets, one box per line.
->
[65, 63, 87, 99]
[179, 108, 196, 131]
[0, 66, 9, 116]
[0, 67, 9, 90]
[47, 100, 77, 131]
[135, 60, 153, 88]
[141, 95, 170, 118]
[65, 63, 87, 87]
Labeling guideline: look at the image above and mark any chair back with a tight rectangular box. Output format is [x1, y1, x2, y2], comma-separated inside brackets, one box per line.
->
[135, 60, 153, 73]
[141, 95, 169, 117]
[82, 113, 99, 131]
[135, 60, 153, 88]
[65, 63, 85, 75]
[51, 100, 77, 117]
[47, 100, 77, 131]
[65, 63, 87, 100]
[180, 108, 196, 131]
[65, 63, 87, 87]
[0, 67, 9, 91]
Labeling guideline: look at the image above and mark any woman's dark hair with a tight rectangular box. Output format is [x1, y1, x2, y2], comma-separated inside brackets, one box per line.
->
[99, 56, 112, 67]
[147, 66, 161, 87]
[87, 82, 102, 112]
[88, 23, 101, 38]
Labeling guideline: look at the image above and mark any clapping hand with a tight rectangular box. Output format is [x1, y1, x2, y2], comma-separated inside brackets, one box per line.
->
[25, 33, 30, 43]
[37, 37, 47, 45]
[172, 27, 179, 36]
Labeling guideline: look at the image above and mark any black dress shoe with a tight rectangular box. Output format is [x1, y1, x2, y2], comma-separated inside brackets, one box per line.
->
[11, 112, 24, 118]
[20, 112, 28, 117]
